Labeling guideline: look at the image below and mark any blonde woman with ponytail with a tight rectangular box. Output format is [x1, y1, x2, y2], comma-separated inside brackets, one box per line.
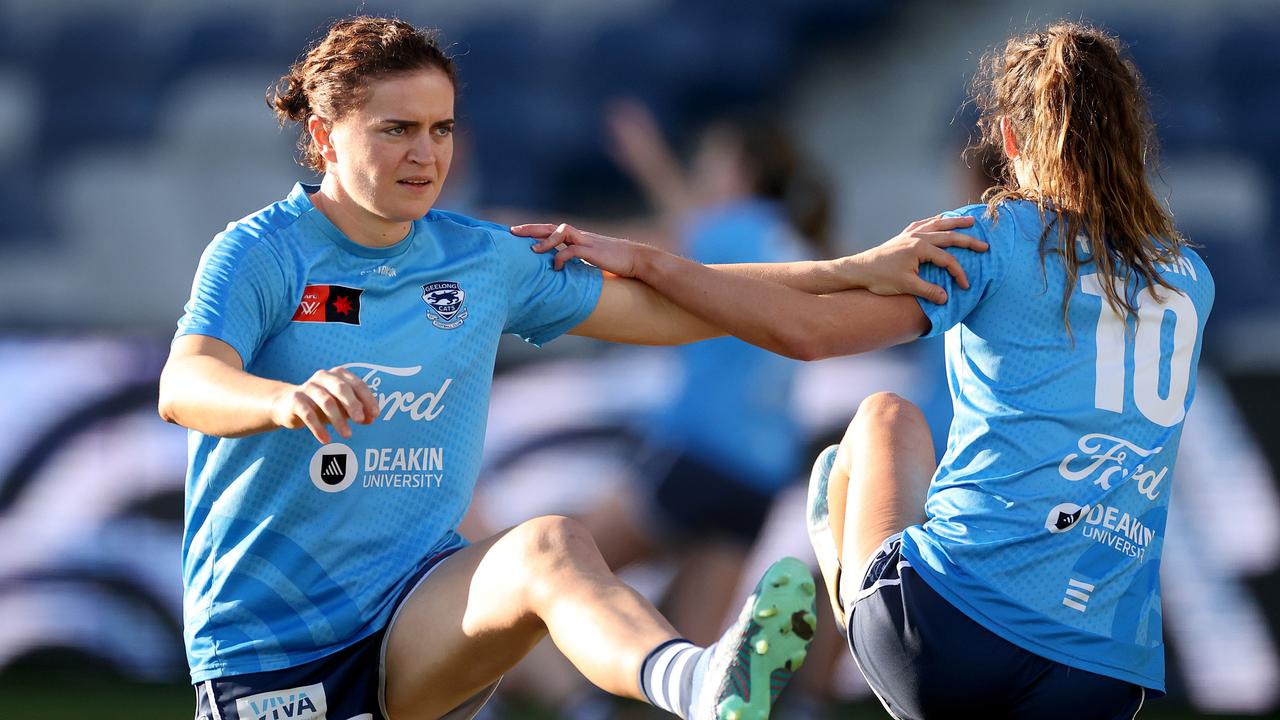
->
[522, 21, 1213, 718]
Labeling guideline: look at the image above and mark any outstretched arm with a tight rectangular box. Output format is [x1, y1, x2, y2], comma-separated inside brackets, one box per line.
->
[512, 216, 982, 357]
[517, 215, 979, 298]
[636, 247, 929, 360]
[511, 222, 976, 359]
[706, 215, 980, 300]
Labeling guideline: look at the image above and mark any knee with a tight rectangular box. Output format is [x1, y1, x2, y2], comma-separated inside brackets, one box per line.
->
[510, 515, 601, 578]
[508, 515, 604, 612]
[849, 392, 927, 434]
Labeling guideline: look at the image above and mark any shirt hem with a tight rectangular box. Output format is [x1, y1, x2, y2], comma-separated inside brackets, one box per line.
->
[898, 538, 1166, 695]
[174, 327, 254, 370]
[188, 622, 383, 685]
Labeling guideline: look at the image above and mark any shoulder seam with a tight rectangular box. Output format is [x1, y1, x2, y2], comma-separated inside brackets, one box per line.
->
[218, 224, 293, 296]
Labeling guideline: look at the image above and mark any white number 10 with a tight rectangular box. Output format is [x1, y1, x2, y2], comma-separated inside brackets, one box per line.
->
[1081, 274, 1197, 428]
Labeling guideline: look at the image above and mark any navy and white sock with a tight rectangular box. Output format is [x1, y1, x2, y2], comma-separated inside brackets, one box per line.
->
[639, 638, 713, 719]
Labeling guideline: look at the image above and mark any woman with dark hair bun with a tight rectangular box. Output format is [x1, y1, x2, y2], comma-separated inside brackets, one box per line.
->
[521, 21, 1214, 719]
[158, 15, 980, 720]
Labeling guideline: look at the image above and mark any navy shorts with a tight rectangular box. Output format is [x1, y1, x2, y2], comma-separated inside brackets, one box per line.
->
[844, 534, 1147, 720]
[193, 546, 498, 720]
[636, 441, 779, 543]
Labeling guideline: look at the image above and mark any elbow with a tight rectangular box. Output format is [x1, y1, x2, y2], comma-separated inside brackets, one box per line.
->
[784, 342, 825, 362]
[776, 329, 835, 362]
[157, 392, 177, 425]
[156, 370, 182, 425]
[779, 323, 878, 362]
[157, 396, 180, 425]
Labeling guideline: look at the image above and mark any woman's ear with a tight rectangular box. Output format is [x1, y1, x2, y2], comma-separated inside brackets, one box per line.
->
[1000, 116, 1020, 159]
[307, 115, 338, 165]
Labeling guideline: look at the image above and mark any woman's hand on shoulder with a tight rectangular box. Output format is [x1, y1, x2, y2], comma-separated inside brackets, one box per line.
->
[839, 215, 986, 304]
[511, 222, 649, 278]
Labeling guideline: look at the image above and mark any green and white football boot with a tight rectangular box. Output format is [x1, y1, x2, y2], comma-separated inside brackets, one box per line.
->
[693, 556, 817, 720]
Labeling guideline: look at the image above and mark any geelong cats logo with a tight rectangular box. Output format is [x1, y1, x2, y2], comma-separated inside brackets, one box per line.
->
[422, 281, 469, 330]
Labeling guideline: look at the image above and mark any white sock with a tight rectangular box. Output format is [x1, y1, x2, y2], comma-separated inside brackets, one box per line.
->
[639, 639, 710, 719]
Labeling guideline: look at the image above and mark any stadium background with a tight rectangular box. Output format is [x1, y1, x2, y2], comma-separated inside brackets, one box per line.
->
[1, 0, 1277, 718]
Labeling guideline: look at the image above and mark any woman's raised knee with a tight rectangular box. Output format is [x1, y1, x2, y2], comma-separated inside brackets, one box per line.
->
[511, 515, 602, 576]
[505, 515, 608, 614]
[854, 392, 927, 431]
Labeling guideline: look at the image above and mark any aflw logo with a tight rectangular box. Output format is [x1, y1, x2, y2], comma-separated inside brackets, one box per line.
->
[234, 683, 327, 720]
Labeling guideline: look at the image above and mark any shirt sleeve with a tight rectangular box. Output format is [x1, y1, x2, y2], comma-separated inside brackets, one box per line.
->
[915, 205, 1009, 339]
[493, 230, 604, 346]
[174, 230, 291, 366]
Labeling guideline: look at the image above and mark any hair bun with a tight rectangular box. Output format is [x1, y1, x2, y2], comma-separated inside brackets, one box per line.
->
[268, 73, 311, 125]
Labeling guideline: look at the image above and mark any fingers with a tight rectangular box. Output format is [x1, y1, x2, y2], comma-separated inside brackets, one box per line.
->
[305, 385, 352, 440]
[903, 214, 941, 233]
[909, 276, 949, 305]
[915, 215, 976, 233]
[518, 223, 586, 254]
[278, 368, 381, 443]
[553, 244, 581, 271]
[923, 245, 970, 289]
[338, 368, 381, 423]
[289, 394, 332, 444]
[510, 223, 556, 238]
[917, 230, 988, 252]
[315, 370, 376, 425]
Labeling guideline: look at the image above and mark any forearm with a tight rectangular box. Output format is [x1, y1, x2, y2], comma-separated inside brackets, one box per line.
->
[635, 247, 925, 360]
[158, 354, 289, 437]
[707, 258, 856, 295]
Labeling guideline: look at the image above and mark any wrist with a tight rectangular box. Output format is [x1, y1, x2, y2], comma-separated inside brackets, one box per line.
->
[833, 254, 869, 288]
[265, 382, 297, 430]
[632, 243, 668, 281]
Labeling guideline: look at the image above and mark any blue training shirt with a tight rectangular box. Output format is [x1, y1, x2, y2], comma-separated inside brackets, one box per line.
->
[899, 200, 1214, 692]
[175, 183, 602, 682]
[650, 199, 806, 489]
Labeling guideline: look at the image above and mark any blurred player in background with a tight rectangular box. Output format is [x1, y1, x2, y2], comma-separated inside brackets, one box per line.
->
[495, 102, 835, 720]
[157, 15, 984, 720]
[518, 20, 1213, 719]
[584, 102, 830, 640]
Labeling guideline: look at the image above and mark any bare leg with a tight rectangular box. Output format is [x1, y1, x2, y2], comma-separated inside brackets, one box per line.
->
[494, 491, 665, 713]
[384, 515, 678, 719]
[825, 393, 936, 608]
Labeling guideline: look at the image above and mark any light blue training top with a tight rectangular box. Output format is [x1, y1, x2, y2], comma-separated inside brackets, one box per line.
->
[901, 199, 1214, 692]
[175, 183, 602, 682]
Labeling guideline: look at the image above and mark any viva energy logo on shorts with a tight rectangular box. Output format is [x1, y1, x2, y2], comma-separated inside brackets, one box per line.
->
[235, 683, 326, 720]
[310, 443, 445, 492]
